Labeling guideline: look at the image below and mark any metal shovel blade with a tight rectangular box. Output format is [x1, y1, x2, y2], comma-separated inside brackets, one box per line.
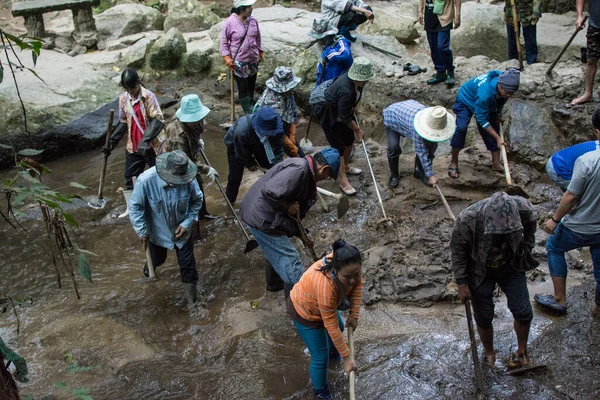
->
[337, 196, 350, 219]
[244, 239, 259, 254]
[507, 184, 530, 199]
[299, 138, 314, 154]
[87, 198, 107, 209]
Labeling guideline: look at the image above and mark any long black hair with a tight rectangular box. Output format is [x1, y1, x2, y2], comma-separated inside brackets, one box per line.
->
[319, 239, 362, 273]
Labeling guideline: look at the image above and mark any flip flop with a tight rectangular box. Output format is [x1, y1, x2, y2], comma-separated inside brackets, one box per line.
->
[506, 352, 529, 370]
[491, 166, 505, 174]
[346, 167, 362, 175]
[447, 167, 460, 179]
[340, 184, 357, 196]
[534, 294, 567, 315]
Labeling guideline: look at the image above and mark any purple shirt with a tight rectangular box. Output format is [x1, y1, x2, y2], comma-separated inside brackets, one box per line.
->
[220, 14, 262, 63]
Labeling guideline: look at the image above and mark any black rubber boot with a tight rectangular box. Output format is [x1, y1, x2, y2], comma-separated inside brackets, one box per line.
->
[183, 282, 197, 305]
[414, 156, 430, 186]
[427, 72, 447, 85]
[265, 261, 284, 292]
[240, 96, 254, 115]
[445, 70, 456, 87]
[387, 157, 400, 188]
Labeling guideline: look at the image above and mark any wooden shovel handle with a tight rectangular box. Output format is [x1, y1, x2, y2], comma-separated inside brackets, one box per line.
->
[499, 128, 513, 185]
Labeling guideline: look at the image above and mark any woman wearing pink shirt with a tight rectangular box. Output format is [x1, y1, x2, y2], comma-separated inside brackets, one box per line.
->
[221, 0, 263, 114]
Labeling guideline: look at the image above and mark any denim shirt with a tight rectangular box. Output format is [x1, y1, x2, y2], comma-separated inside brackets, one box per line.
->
[129, 167, 203, 250]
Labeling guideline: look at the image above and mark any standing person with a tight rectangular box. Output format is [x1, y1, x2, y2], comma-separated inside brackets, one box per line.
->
[164, 94, 220, 220]
[536, 147, 600, 314]
[572, 0, 600, 105]
[451, 192, 538, 368]
[128, 151, 203, 305]
[240, 148, 341, 297]
[321, 0, 375, 42]
[224, 107, 285, 205]
[220, 0, 263, 114]
[307, 19, 353, 84]
[288, 240, 362, 400]
[254, 66, 304, 158]
[447, 68, 520, 179]
[504, 0, 541, 65]
[383, 100, 456, 188]
[418, 0, 461, 87]
[311, 57, 375, 195]
[103, 69, 165, 218]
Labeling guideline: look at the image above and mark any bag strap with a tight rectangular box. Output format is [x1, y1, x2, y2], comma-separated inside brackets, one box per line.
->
[128, 100, 145, 134]
[232, 18, 252, 62]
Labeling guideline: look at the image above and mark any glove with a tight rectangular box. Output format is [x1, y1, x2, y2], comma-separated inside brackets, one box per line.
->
[224, 55, 234, 70]
[206, 166, 219, 183]
[199, 138, 205, 151]
[137, 118, 165, 157]
[108, 122, 128, 151]
[258, 50, 264, 62]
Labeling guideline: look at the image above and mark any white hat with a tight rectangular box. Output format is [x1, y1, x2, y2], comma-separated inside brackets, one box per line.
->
[233, 0, 256, 7]
[413, 106, 456, 142]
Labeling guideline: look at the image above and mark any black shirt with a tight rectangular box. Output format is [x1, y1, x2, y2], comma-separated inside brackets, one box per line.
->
[424, 0, 452, 32]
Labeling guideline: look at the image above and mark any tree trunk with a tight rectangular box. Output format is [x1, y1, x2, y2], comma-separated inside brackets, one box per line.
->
[0, 352, 19, 400]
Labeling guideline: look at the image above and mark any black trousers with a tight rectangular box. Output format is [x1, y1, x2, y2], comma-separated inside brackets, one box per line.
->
[337, 9, 370, 29]
[225, 144, 272, 204]
[148, 236, 198, 283]
[197, 179, 209, 217]
[234, 73, 258, 101]
[125, 149, 156, 190]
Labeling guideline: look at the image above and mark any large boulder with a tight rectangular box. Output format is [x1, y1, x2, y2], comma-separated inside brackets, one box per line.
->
[95, 4, 165, 43]
[542, 0, 576, 13]
[536, 13, 586, 63]
[164, 0, 221, 32]
[148, 28, 187, 70]
[182, 32, 215, 74]
[124, 37, 156, 68]
[358, 1, 420, 44]
[452, 2, 507, 61]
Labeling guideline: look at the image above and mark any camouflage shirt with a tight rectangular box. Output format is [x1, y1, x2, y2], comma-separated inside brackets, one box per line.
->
[504, 0, 542, 27]
[450, 192, 537, 289]
[163, 118, 210, 181]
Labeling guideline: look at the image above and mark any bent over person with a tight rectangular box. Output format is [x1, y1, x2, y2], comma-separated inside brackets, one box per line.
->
[451, 192, 538, 368]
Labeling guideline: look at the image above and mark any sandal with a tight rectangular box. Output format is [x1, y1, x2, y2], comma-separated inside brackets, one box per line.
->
[340, 184, 357, 196]
[533, 294, 567, 315]
[506, 352, 529, 369]
[447, 167, 460, 179]
[491, 166, 505, 175]
[346, 166, 362, 175]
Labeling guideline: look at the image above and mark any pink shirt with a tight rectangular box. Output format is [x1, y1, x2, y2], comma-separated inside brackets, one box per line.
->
[220, 14, 262, 63]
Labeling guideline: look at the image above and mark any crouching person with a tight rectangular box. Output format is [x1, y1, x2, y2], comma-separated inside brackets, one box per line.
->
[129, 151, 203, 305]
[451, 192, 538, 368]
[288, 240, 362, 399]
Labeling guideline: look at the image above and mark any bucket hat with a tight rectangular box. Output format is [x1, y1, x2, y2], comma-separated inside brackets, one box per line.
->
[307, 18, 338, 40]
[413, 106, 456, 143]
[156, 150, 197, 185]
[251, 107, 283, 137]
[233, 0, 256, 8]
[176, 94, 211, 123]
[266, 66, 302, 93]
[316, 147, 341, 180]
[348, 57, 375, 81]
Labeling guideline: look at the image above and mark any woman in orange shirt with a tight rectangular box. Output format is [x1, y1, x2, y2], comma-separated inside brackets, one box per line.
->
[288, 240, 363, 399]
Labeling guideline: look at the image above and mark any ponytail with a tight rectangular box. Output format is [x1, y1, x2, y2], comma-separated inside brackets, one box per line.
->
[319, 239, 361, 273]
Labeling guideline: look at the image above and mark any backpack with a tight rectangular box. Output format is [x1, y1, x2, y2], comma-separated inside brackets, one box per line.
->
[309, 79, 335, 105]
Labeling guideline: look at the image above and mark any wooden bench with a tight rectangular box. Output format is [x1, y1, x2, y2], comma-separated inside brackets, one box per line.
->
[12, 0, 101, 47]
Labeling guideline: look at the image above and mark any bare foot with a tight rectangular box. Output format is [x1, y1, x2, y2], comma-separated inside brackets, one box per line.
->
[484, 351, 496, 368]
[571, 94, 593, 105]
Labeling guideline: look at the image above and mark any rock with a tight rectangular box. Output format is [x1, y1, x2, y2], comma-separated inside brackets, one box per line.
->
[95, 4, 165, 42]
[68, 50, 78, 57]
[124, 37, 154, 68]
[452, 2, 507, 61]
[73, 44, 87, 55]
[183, 32, 215, 74]
[542, 0, 576, 14]
[164, 0, 221, 32]
[536, 13, 586, 63]
[397, 0, 419, 20]
[148, 28, 187, 70]
[358, 1, 419, 44]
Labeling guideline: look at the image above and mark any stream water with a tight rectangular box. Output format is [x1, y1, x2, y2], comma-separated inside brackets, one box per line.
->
[1, 130, 599, 399]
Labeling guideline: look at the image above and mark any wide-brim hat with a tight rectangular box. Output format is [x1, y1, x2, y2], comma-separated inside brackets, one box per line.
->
[308, 18, 338, 40]
[251, 107, 283, 136]
[266, 66, 302, 93]
[348, 56, 375, 81]
[233, 0, 256, 8]
[413, 106, 456, 143]
[156, 150, 197, 185]
[176, 94, 211, 123]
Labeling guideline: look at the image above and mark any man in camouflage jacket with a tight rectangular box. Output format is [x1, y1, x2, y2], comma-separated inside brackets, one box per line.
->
[504, 0, 541, 64]
[451, 192, 537, 368]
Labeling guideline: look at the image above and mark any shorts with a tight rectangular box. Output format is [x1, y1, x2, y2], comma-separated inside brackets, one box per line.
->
[587, 26, 600, 61]
[324, 121, 355, 156]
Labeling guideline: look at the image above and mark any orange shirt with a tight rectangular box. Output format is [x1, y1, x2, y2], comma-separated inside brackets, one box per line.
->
[290, 256, 363, 357]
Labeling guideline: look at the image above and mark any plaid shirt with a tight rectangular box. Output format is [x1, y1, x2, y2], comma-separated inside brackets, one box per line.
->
[383, 100, 438, 177]
[118, 86, 165, 154]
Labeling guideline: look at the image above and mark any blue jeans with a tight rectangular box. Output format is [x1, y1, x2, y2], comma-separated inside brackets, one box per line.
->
[426, 30, 453, 73]
[546, 223, 600, 293]
[506, 23, 538, 65]
[545, 157, 570, 192]
[450, 100, 499, 151]
[293, 312, 344, 390]
[248, 226, 304, 284]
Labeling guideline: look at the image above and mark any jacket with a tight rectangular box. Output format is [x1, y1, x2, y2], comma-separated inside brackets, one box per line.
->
[504, 0, 542, 27]
[163, 118, 211, 182]
[223, 114, 285, 169]
[456, 70, 503, 130]
[450, 192, 537, 289]
[239, 157, 318, 237]
[316, 36, 353, 84]
[314, 72, 362, 131]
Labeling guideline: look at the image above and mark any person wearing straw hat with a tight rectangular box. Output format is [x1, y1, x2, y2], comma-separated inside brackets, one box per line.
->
[383, 100, 456, 188]
[164, 94, 219, 221]
[321, 0, 375, 43]
[254, 66, 304, 158]
[224, 107, 286, 204]
[221, 0, 263, 114]
[307, 18, 353, 84]
[129, 150, 204, 305]
[312, 57, 375, 196]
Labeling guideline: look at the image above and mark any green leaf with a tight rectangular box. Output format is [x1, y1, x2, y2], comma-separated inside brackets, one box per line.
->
[77, 253, 92, 282]
[77, 249, 98, 257]
[63, 350, 73, 363]
[54, 381, 69, 389]
[39, 163, 52, 173]
[18, 171, 40, 185]
[1, 178, 15, 187]
[13, 191, 29, 206]
[40, 197, 61, 209]
[17, 149, 44, 156]
[17, 161, 41, 175]
[24, 67, 46, 85]
[67, 362, 100, 373]
[32, 51, 37, 66]
[70, 182, 90, 190]
[0, 143, 12, 149]
[54, 194, 73, 204]
[63, 212, 78, 227]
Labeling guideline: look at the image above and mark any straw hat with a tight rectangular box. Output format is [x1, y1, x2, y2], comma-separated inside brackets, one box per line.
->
[156, 150, 197, 185]
[176, 94, 211, 123]
[347, 57, 375, 81]
[266, 66, 302, 93]
[413, 106, 456, 142]
[307, 18, 338, 40]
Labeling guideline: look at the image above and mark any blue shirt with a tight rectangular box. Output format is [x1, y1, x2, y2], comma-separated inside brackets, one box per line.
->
[383, 100, 438, 177]
[316, 36, 353, 86]
[456, 70, 502, 130]
[129, 167, 203, 250]
[551, 140, 600, 180]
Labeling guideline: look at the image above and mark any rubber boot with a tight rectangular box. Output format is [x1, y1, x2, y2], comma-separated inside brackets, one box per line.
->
[183, 282, 197, 305]
[118, 189, 132, 218]
[445, 69, 456, 87]
[427, 71, 447, 85]
[240, 96, 254, 115]
[387, 157, 400, 188]
[338, 25, 357, 42]
[265, 261, 284, 292]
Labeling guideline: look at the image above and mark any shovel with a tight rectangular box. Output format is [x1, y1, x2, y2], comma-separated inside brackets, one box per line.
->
[434, 183, 456, 222]
[361, 138, 389, 221]
[198, 148, 258, 253]
[547, 14, 588, 78]
[510, 0, 524, 70]
[219, 70, 236, 130]
[465, 300, 485, 398]
[348, 326, 357, 400]
[144, 242, 156, 279]
[300, 63, 328, 154]
[499, 127, 529, 198]
[317, 187, 350, 219]
[293, 211, 318, 261]
[88, 109, 115, 209]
